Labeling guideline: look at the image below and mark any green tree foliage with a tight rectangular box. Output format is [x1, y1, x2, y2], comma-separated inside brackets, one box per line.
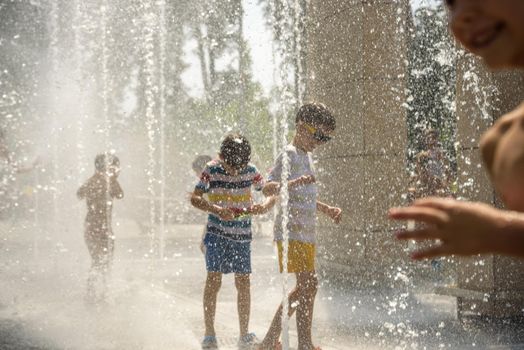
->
[180, 0, 275, 170]
[258, 0, 307, 104]
[1, 0, 276, 171]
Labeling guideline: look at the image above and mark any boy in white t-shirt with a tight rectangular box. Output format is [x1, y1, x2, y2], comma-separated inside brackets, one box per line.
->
[258, 103, 342, 350]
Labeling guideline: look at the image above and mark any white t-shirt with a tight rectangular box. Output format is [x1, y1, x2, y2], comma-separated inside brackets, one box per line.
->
[268, 144, 317, 243]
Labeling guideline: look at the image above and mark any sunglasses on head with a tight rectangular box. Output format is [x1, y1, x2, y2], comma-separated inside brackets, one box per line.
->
[303, 123, 332, 143]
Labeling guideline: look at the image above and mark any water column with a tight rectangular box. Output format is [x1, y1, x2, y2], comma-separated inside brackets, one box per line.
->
[292, 0, 306, 102]
[306, 0, 411, 284]
[141, 3, 158, 263]
[270, 0, 297, 347]
[278, 110, 291, 350]
[48, 0, 60, 245]
[99, 1, 113, 235]
[32, 167, 40, 261]
[157, 0, 167, 260]
[72, 0, 88, 194]
[35, 0, 63, 260]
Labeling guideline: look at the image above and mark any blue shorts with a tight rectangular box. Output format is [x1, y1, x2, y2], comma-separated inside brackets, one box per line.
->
[204, 233, 251, 274]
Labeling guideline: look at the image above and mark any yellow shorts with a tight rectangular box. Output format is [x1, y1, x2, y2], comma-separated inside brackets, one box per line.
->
[277, 240, 315, 273]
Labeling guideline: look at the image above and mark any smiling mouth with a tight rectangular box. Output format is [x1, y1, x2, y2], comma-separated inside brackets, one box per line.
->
[470, 22, 505, 49]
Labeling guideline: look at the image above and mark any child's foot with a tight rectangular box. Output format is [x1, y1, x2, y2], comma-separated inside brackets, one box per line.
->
[202, 335, 218, 349]
[238, 333, 258, 349]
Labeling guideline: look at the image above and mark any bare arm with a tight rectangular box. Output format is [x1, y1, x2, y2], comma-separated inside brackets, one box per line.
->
[316, 201, 331, 214]
[190, 188, 234, 220]
[251, 196, 277, 215]
[262, 181, 280, 196]
[77, 180, 90, 200]
[111, 179, 124, 199]
[317, 200, 342, 224]
[262, 175, 316, 197]
[389, 197, 524, 259]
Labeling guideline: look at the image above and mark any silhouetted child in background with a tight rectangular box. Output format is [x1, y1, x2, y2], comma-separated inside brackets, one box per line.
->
[408, 129, 453, 200]
[78, 153, 124, 303]
[389, 0, 524, 259]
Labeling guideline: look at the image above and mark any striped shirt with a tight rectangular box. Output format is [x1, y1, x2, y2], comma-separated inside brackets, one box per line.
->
[269, 144, 317, 243]
[196, 159, 264, 242]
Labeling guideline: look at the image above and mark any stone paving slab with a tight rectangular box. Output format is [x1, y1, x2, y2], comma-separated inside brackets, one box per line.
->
[1, 222, 524, 349]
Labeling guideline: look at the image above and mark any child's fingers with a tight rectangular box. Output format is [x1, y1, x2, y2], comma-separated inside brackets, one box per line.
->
[388, 207, 447, 226]
[395, 228, 442, 240]
[412, 197, 456, 210]
[411, 244, 450, 260]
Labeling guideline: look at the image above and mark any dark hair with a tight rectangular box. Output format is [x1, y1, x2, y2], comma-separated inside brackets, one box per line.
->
[192, 154, 212, 173]
[295, 102, 336, 131]
[219, 133, 251, 169]
[95, 153, 120, 171]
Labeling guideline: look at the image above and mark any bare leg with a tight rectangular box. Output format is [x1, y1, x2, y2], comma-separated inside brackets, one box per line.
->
[204, 272, 222, 337]
[86, 263, 98, 303]
[258, 287, 300, 349]
[296, 272, 318, 350]
[235, 273, 251, 337]
[98, 239, 114, 302]
[85, 236, 102, 303]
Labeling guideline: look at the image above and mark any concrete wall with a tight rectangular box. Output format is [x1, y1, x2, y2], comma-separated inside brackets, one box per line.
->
[306, 0, 411, 283]
[306, 0, 524, 312]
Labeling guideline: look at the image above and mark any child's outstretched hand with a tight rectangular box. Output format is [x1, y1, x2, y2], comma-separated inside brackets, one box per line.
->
[251, 196, 277, 215]
[290, 174, 316, 188]
[327, 206, 342, 224]
[250, 204, 265, 215]
[388, 197, 515, 259]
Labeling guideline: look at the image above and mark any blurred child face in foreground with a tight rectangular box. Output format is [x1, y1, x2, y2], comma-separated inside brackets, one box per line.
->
[447, 0, 524, 69]
[481, 103, 524, 212]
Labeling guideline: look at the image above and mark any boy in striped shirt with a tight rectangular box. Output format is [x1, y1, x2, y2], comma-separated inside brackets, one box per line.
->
[191, 133, 276, 349]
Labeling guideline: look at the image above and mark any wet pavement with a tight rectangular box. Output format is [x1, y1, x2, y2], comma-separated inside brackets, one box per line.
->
[1, 221, 524, 349]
